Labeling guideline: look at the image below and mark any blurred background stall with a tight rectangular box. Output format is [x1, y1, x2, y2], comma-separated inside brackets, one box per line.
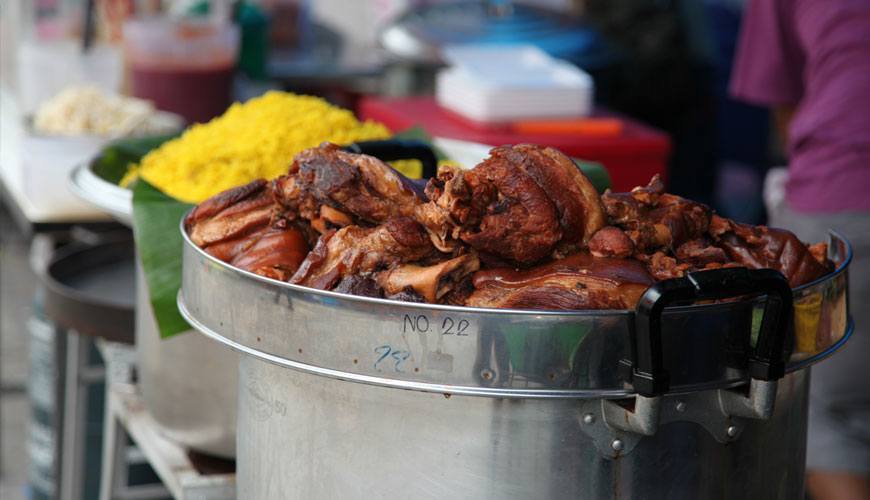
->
[1, 1, 813, 499]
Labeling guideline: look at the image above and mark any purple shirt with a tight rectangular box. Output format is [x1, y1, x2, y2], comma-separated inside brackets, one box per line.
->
[730, 0, 870, 212]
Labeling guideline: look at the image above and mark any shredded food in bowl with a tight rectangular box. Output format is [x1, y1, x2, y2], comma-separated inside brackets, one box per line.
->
[34, 85, 180, 138]
[121, 91, 391, 203]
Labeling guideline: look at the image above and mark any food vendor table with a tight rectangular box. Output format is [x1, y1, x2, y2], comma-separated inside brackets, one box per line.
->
[99, 381, 236, 500]
[358, 96, 671, 192]
[0, 173, 113, 235]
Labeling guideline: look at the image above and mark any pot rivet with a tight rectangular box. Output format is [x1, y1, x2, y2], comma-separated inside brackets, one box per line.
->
[726, 425, 739, 438]
[583, 413, 595, 425]
[675, 401, 686, 413]
[611, 439, 624, 452]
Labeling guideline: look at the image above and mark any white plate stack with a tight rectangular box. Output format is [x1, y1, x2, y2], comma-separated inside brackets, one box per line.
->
[436, 45, 594, 123]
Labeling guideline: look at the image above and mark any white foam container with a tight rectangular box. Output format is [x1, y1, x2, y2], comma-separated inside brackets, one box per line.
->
[436, 45, 594, 123]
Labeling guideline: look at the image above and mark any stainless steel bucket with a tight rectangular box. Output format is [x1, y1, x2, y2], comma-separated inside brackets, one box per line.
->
[136, 260, 237, 458]
[180, 226, 853, 498]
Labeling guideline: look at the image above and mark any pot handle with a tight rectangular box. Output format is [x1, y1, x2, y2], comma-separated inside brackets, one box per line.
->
[344, 140, 439, 179]
[621, 267, 794, 397]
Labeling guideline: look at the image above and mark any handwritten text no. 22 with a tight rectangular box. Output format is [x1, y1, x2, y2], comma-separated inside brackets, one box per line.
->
[402, 315, 469, 336]
[372, 316, 470, 372]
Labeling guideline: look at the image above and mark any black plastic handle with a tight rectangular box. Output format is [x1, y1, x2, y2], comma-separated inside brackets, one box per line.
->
[343, 140, 439, 180]
[621, 267, 794, 397]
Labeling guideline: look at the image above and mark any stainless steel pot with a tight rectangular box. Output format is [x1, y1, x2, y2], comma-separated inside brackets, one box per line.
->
[180, 228, 851, 498]
[180, 214, 852, 498]
[136, 261, 237, 458]
[71, 164, 238, 458]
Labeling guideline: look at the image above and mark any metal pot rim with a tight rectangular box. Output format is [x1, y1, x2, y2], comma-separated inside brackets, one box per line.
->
[178, 290, 855, 399]
[68, 163, 133, 226]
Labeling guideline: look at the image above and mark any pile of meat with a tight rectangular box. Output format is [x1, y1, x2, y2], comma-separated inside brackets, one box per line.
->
[185, 143, 831, 310]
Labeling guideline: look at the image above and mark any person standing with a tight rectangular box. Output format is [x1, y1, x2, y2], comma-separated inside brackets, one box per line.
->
[731, 1, 870, 499]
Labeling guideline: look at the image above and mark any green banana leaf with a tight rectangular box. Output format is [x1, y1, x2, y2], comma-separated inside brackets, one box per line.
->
[90, 134, 178, 184]
[576, 160, 611, 194]
[132, 180, 194, 338]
